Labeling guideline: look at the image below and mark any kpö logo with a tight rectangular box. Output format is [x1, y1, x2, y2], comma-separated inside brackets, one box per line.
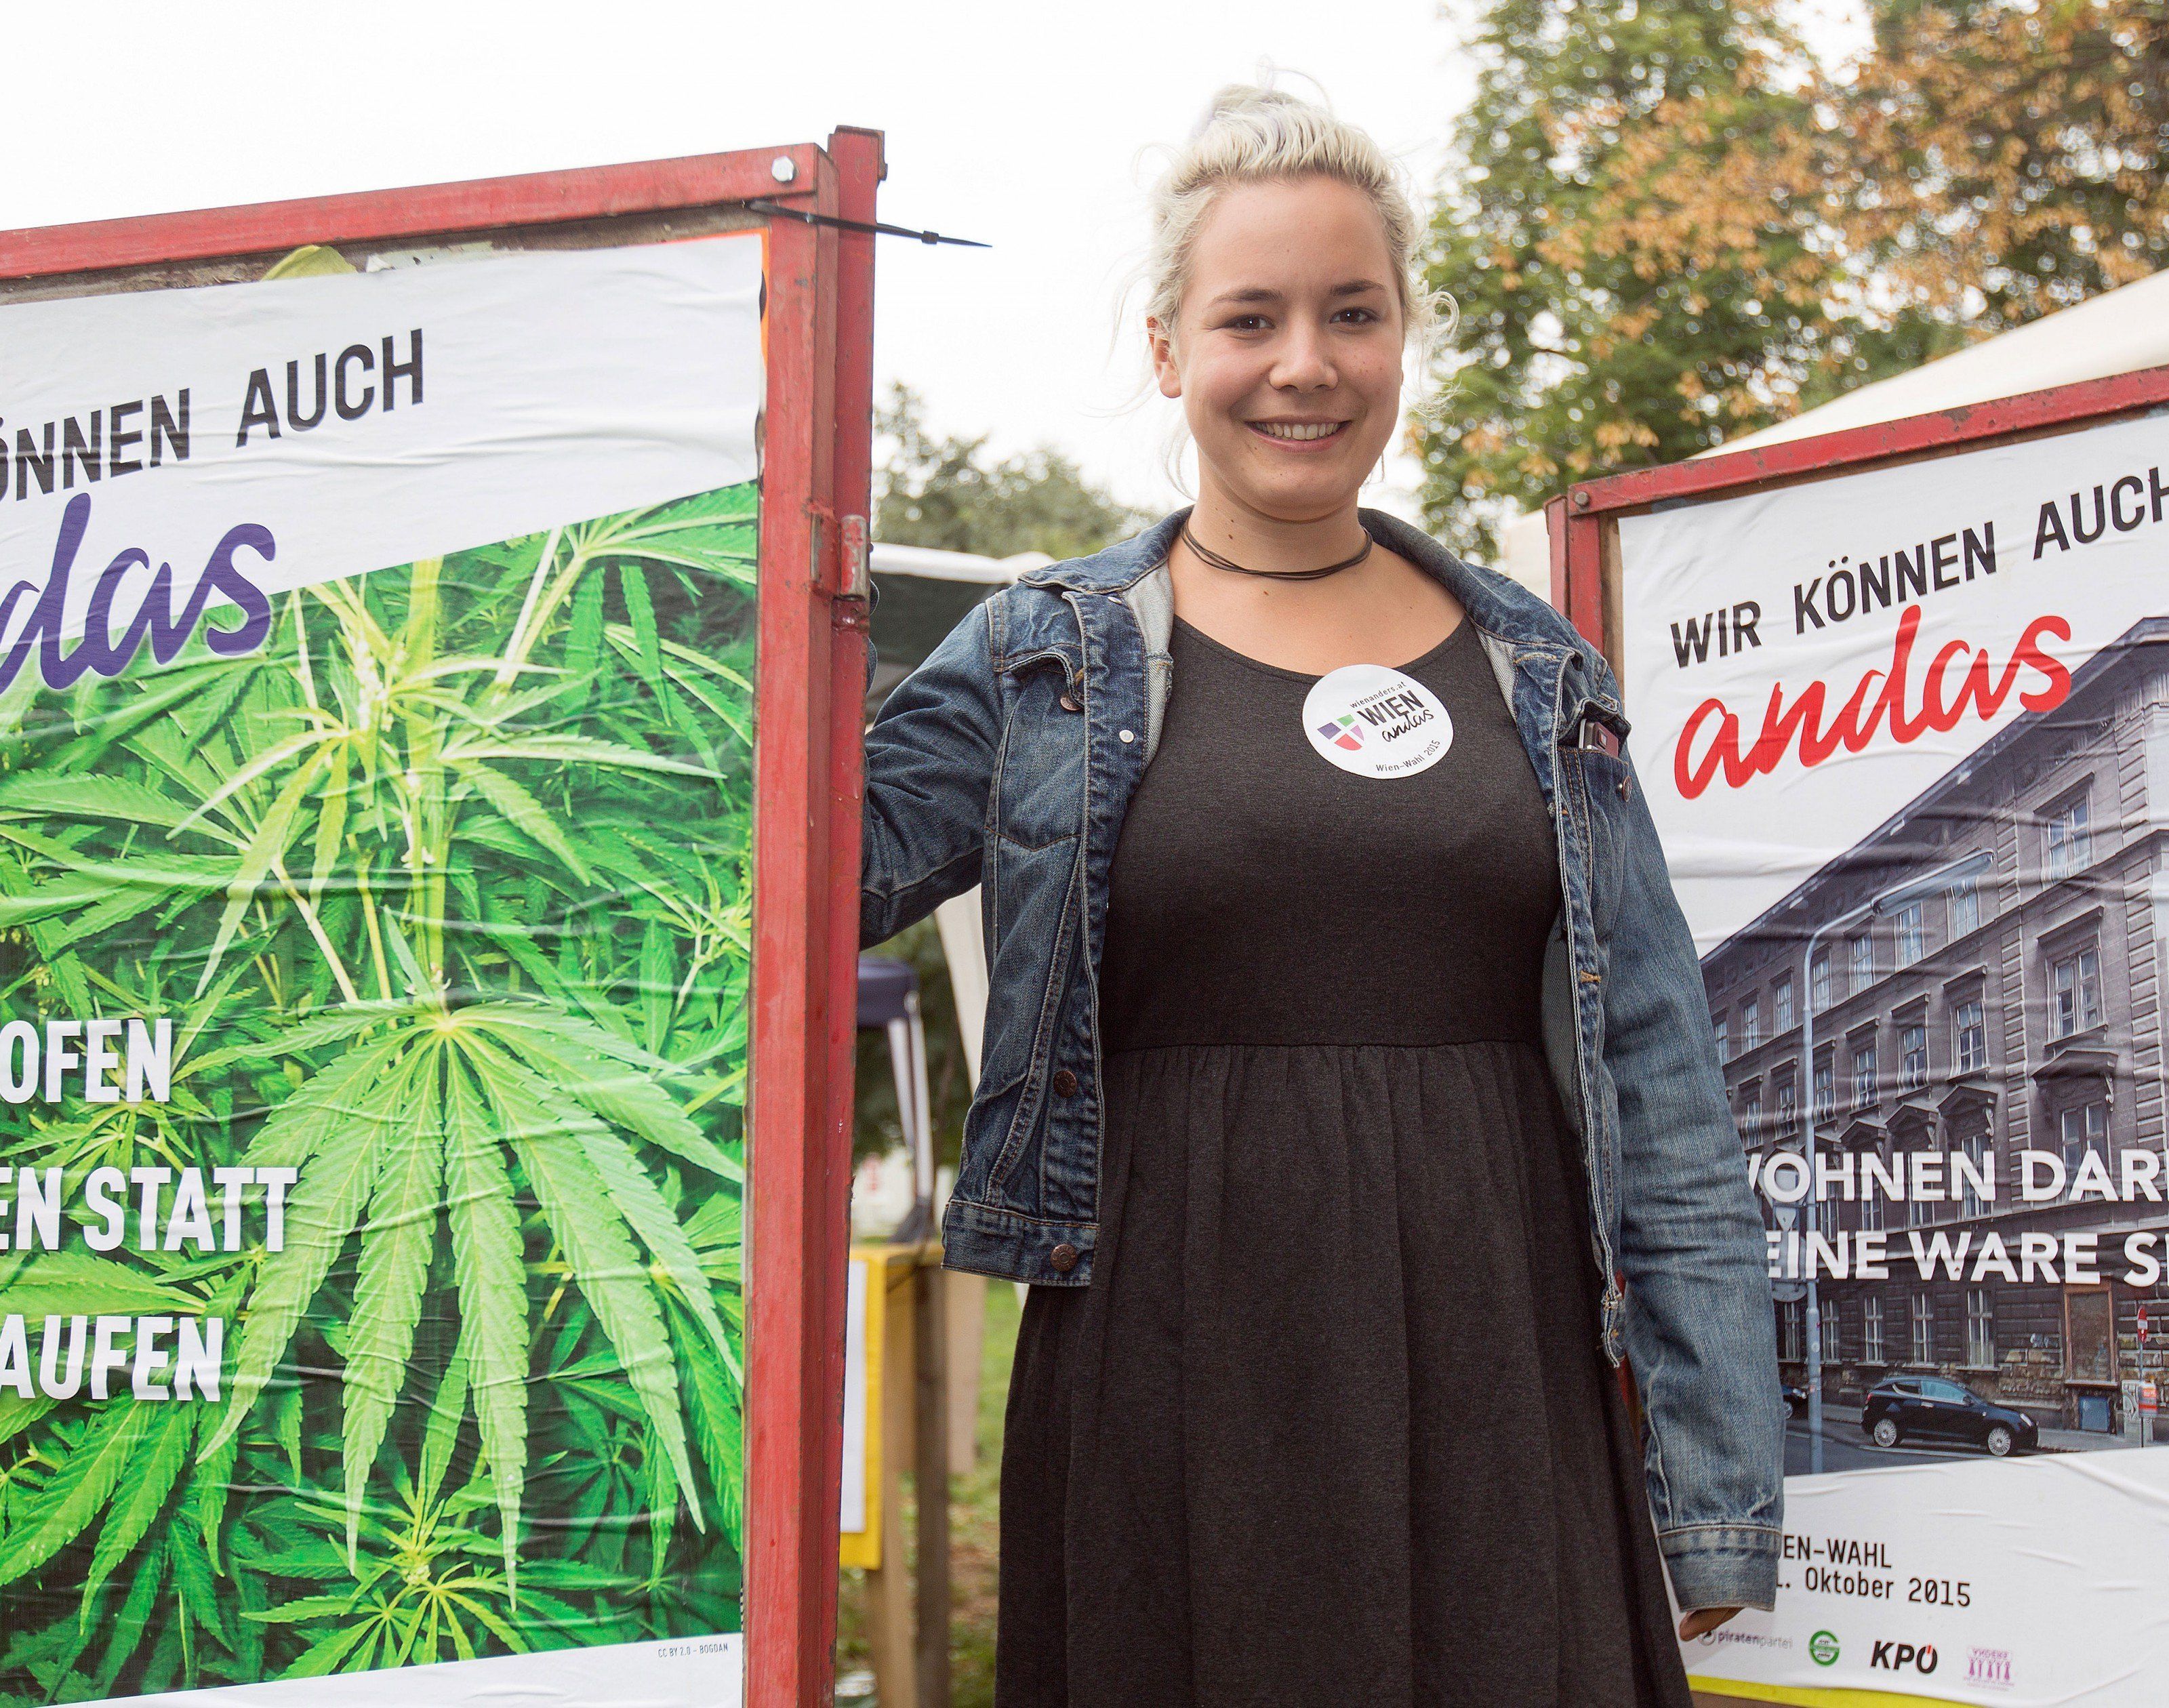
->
[0, 493, 276, 692]
[1871, 1639, 1939, 1675]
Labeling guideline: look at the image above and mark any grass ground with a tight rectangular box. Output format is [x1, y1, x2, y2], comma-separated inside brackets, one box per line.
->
[835, 1278, 1024, 1707]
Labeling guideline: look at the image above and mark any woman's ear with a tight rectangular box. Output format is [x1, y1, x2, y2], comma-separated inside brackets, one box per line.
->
[1147, 317, 1182, 400]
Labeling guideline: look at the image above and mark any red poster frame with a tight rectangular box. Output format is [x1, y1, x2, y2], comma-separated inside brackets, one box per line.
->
[1548, 363, 2169, 663]
[0, 136, 881, 1708]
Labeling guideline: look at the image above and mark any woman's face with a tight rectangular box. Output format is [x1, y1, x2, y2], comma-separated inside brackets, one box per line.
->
[1151, 174, 1405, 523]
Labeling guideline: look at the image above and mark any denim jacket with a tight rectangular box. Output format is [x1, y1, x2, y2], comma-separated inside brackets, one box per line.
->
[859, 505, 1783, 1610]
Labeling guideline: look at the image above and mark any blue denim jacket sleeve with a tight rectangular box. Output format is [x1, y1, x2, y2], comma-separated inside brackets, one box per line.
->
[860, 598, 998, 949]
[1595, 664, 1785, 1612]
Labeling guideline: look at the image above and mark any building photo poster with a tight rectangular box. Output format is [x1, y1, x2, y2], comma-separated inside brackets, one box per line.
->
[1619, 409, 2169, 1707]
[0, 234, 762, 1705]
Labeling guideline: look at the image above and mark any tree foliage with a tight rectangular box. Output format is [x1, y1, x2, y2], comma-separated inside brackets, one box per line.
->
[1617, 0, 2167, 324]
[1417, 0, 2167, 555]
[874, 382, 1149, 563]
[1415, 0, 1862, 556]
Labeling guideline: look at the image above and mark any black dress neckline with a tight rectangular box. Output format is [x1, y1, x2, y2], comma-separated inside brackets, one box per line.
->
[1169, 610, 1472, 685]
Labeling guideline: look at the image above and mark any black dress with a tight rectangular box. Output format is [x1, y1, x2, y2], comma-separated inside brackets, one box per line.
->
[994, 613, 1695, 1708]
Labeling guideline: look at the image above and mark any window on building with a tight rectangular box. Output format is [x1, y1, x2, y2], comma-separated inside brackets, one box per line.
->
[1950, 878, 1981, 938]
[1960, 1131, 1991, 1219]
[1775, 975, 1796, 1032]
[2047, 792, 2092, 879]
[1738, 1086, 1763, 1142]
[1850, 932, 1874, 992]
[1861, 1181, 1884, 1232]
[1811, 949, 1832, 1014]
[1934, 1153, 1969, 1222]
[1775, 1077, 1798, 1139]
[1741, 994, 1761, 1051]
[2052, 946, 2103, 1038]
[1863, 1295, 1885, 1364]
[1821, 1307, 1842, 1366]
[1966, 1288, 1995, 1367]
[1953, 998, 1987, 1072]
[1912, 1293, 1936, 1364]
[1711, 1011, 1730, 1060]
[1901, 1023, 1928, 1089]
[1816, 1192, 1840, 1242]
[1895, 901, 1926, 969]
[2060, 1101, 2109, 1176]
[1852, 1041, 1877, 1110]
[1781, 1299, 1805, 1362]
[1813, 1058, 1834, 1121]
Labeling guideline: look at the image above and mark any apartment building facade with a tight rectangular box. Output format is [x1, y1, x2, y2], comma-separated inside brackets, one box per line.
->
[1702, 620, 2169, 1436]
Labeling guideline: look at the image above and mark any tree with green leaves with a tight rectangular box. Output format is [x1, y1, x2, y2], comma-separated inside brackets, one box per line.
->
[874, 382, 1148, 563]
[1414, 0, 1939, 556]
[1417, 0, 2166, 558]
[1599, 0, 2168, 334]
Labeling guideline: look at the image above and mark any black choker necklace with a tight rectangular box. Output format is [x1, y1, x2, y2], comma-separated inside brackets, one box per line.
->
[1180, 523, 1374, 582]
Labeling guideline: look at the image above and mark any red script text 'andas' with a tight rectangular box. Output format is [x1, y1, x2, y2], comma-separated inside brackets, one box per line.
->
[1672, 605, 2072, 800]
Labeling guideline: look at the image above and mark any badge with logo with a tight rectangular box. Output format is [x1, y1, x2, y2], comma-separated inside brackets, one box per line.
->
[1301, 663, 1452, 779]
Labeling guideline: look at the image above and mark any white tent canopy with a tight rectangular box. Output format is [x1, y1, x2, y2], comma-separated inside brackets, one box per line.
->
[1709, 268, 2169, 456]
[870, 541, 1050, 584]
[1497, 266, 2169, 594]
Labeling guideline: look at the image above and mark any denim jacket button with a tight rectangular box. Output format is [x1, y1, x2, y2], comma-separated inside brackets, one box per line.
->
[1052, 1068, 1079, 1096]
[1617, 774, 1632, 801]
[1059, 693, 1081, 713]
[1051, 1242, 1078, 1273]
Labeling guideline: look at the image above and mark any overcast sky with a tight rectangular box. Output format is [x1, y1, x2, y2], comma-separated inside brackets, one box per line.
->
[9, 1, 1867, 526]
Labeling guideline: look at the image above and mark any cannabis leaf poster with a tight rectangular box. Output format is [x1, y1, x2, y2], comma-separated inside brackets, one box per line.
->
[0, 234, 762, 1706]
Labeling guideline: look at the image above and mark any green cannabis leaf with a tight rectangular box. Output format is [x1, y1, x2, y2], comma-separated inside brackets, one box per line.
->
[0, 483, 756, 1696]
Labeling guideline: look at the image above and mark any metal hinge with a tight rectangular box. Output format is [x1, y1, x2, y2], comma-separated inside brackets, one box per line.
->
[839, 514, 872, 599]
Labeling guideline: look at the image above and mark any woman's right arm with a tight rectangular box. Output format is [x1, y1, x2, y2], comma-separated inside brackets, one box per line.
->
[859, 596, 1002, 949]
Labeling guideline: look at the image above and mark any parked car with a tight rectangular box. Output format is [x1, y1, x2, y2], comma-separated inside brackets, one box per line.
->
[1861, 1376, 2040, 1457]
[1782, 1382, 1807, 1416]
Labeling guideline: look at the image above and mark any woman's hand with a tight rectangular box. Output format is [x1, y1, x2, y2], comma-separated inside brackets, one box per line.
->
[1677, 1605, 1743, 1640]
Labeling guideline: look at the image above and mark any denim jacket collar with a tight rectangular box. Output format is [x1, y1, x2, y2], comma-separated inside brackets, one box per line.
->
[1019, 504, 1584, 663]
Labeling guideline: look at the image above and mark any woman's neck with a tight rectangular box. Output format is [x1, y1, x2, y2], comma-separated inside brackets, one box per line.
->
[1179, 487, 1369, 577]
[1166, 476, 1462, 676]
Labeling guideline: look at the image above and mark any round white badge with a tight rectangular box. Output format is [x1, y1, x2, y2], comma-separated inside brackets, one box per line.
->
[1301, 663, 1453, 778]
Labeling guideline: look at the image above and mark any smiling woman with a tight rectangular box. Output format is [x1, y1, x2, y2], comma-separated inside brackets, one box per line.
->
[858, 80, 1785, 1708]
[1144, 167, 1463, 674]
